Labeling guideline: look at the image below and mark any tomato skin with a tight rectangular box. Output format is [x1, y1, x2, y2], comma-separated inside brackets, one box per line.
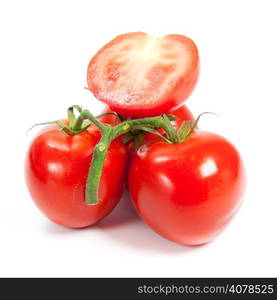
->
[128, 131, 246, 246]
[25, 123, 128, 228]
[87, 32, 199, 117]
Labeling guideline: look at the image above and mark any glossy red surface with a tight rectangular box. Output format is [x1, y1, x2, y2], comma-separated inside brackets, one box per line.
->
[25, 123, 128, 228]
[129, 131, 246, 245]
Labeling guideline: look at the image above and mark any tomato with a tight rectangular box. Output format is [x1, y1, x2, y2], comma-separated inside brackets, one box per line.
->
[87, 32, 199, 117]
[25, 119, 128, 228]
[128, 131, 246, 246]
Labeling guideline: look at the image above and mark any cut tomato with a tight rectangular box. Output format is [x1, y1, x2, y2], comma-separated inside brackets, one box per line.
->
[87, 32, 199, 117]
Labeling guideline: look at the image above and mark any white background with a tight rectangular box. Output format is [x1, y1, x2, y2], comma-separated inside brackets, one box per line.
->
[0, 0, 276, 277]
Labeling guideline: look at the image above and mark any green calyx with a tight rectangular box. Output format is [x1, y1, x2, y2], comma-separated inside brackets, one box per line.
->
[29, 104, 214, 206]
[122, 112, 214, 147]
[28, 105, 120, 136]
[28, 105, 89, 135]
[163, 111, 215, 144]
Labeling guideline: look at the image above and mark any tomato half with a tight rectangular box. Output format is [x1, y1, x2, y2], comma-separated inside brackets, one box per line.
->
[129, 131, 246, 246]
[87, 32, 199, 117]
[25, 119, 128, 228]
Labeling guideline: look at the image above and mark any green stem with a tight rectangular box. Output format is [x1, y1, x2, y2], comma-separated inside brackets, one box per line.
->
[112, 115, 176, 139]
[86, 125, 113, 205]
[162, 114, 179, 143]
[73, 109, 107, 132]
[85, 114, 177, 205]
[67, 105, 82, 128]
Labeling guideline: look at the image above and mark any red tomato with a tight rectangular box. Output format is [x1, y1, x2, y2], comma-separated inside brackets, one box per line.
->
[129, 131, 246, 246]
[87, 32, 199, 117]
[25, 120, 128, 228]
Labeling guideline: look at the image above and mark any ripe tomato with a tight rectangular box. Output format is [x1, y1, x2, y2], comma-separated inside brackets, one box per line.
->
[25, 120, 128, 228]
[129, 131, 246, 246]
[87, 32, 199, 117]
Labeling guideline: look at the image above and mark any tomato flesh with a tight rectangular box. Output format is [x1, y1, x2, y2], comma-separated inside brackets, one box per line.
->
[87, 32, 199, 117]
[129, 131, 246, 245]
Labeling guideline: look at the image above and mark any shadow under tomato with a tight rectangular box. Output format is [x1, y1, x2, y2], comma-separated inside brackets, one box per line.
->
[95, 192, 198, 254]
[44, 221, 78, 235]
[97, 191, 140, 228]
[44, 192, 203, 254]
